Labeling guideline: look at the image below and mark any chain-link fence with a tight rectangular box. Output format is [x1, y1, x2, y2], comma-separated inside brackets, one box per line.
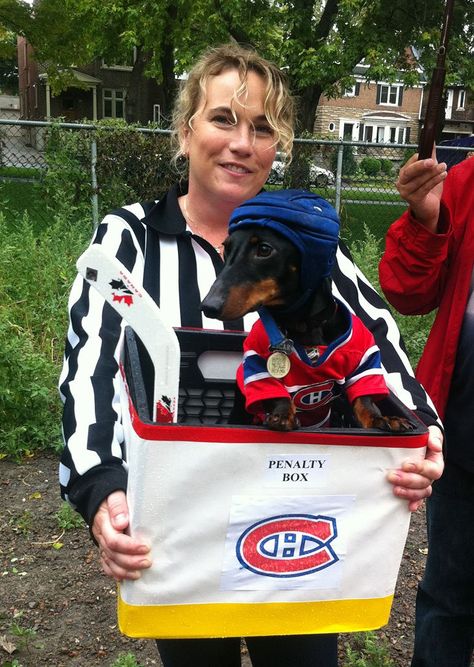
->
[1, 117, 472, 241]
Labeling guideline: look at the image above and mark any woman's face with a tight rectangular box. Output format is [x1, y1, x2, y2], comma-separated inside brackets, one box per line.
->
[182, 69, 277, 209]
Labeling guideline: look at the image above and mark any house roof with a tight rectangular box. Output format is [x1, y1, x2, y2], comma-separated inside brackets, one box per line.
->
[39, 68, 102, 87]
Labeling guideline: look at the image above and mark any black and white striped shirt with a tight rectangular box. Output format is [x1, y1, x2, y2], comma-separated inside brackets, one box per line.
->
[59, 182, 440, 524]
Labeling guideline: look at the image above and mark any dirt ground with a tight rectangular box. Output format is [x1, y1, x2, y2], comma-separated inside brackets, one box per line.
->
[0, 455, 427, 667]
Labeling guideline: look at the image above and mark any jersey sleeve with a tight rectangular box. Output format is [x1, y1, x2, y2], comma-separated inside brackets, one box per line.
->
[58, 206, 147, 526]
[238, 322, 290, 417]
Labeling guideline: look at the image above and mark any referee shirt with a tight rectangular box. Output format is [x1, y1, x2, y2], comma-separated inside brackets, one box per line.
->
[59, 182, 441, 525]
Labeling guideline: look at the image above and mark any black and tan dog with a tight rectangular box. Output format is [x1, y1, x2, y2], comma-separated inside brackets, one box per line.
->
[201, 189, 413, 433]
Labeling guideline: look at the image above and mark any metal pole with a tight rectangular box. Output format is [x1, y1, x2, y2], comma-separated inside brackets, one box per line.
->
[91, 138, 99, 229]
[335, 142, 344, 215]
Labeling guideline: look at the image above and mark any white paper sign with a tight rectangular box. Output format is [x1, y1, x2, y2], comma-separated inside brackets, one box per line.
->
[221, 495, 355, 591]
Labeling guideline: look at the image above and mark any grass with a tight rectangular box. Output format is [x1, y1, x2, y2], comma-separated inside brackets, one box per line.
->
[0, 166, 43, 179]
[0, 180, 47, 230]
[341, 202, 407, 245]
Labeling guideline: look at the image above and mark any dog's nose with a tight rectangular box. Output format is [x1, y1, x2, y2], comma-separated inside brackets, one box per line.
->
[201, 294, 223, 319]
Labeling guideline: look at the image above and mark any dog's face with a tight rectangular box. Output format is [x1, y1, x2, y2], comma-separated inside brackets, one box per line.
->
[201, 227, 300, 321]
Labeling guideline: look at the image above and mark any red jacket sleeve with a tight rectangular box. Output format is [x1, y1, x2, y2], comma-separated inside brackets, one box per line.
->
[379, 206, 452, 315]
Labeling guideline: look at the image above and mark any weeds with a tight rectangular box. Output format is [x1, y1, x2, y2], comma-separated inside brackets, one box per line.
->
[343, 632, 395, 667]
[9, 511, 33, 536]
[0, 212, 89, 459]
[10, 620, 37, 653]
[55, 502, 85, 531]
[111, 653, 141, 667]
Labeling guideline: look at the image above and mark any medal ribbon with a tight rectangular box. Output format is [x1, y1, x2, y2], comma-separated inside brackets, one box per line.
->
[257, 307, 294, 355]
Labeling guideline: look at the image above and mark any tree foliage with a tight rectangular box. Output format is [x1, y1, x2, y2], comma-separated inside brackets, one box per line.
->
[1, 0, 473, 130]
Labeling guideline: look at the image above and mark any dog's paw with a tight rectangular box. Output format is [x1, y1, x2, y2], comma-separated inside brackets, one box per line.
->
[264, 412, 297, 431]
[261, 397, 297, 431]
[373, 415, 416, 432]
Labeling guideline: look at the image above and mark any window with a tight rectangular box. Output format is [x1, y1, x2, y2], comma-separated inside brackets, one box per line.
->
[363, 123, 410, 144]
[102, 48, 137, 71]
[378, 84, 403, 106]
[103, 89, 126, 118]
[457, 89, 466, 110]
[153, 104, 161, 124]
[344, 83, 360, 98]
[328, 122, 336, 132]
[445, 89, 454, 119]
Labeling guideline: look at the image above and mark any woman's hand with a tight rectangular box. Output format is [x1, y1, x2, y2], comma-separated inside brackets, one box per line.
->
[92, 490, 152, 582]
[396, 153, 447, 233]
[387, 425, 444, 511]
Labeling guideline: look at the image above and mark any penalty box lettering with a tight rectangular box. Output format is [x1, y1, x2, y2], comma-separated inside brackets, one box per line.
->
[266, 457, 329, 485]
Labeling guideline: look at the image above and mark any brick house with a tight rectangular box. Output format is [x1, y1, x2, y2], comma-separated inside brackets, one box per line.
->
[313, 63, 422, 148]
[314, 59, 474, 155]
[17, 37, 164, 126]
[431, 85, 474, 141]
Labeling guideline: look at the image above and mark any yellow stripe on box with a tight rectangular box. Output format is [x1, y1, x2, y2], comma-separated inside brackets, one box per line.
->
[118, 595, 394, 639]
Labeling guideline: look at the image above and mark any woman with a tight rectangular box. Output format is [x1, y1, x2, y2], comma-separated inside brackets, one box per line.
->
[59, 43, 443, 666]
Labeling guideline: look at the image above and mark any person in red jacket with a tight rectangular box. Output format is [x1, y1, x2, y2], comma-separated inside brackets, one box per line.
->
[379, 155, 474, 667]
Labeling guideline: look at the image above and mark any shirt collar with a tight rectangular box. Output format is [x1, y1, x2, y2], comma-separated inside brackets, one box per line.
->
[142, 181, 188, 235]
[142, 183, 268, 236]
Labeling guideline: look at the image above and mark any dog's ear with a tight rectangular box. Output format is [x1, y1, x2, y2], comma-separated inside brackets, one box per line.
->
[308, 277, 335, 321]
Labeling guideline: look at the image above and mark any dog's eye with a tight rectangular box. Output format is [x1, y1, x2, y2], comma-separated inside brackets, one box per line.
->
[257, 242, 273, 257]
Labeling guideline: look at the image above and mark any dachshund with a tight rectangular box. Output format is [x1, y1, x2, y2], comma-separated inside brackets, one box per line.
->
[201, 191, 414, 433]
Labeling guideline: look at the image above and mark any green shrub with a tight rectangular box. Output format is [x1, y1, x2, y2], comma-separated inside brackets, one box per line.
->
[42, 118, 176, 224]
[360, 157, 382, 177]
[0, 212, 89, 459]
[331, 143, 358, 177]
[401, 147, 417, 166]
[380, 159, 393, 176]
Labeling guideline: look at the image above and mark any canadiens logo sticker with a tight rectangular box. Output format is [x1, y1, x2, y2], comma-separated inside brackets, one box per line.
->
[110, 278, 134, 306]
[236, 514, 339, 577]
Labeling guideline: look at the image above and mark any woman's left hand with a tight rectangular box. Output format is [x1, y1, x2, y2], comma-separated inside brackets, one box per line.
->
[387, 425, 444, 511]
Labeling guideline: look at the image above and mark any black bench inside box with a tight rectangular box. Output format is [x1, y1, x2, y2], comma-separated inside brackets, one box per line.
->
[122, 326, 425, 435]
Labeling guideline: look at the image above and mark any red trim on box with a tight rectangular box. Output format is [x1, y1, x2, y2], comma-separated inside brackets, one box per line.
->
[127, 400, 427, 449]
[120, 361, 427, 449]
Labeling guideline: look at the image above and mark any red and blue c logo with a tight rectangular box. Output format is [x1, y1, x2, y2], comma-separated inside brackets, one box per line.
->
[236, 514, 338, 577]
[292, 381, 335, 411]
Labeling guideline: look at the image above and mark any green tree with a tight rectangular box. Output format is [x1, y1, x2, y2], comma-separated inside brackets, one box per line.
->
[0, 30, 18, 93]
[2, 0, 473, 131]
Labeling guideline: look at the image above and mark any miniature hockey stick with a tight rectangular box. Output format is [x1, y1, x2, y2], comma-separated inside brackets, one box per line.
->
[418, 0, 455, 159]
[76, 244, 180, 423]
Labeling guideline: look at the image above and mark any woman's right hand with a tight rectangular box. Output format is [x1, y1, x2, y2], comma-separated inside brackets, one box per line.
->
[396, 153, 447, 233]
[92, 490, 152, 582]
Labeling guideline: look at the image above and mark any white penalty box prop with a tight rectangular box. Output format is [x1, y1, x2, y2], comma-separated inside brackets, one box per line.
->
[117, 326, 427, 639]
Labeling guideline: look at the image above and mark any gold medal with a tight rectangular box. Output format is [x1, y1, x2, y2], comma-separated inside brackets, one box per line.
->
[267, 352, 291, 378]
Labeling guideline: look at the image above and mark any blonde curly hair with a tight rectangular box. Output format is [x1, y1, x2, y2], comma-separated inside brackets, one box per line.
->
[171, 43, 294, 170]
